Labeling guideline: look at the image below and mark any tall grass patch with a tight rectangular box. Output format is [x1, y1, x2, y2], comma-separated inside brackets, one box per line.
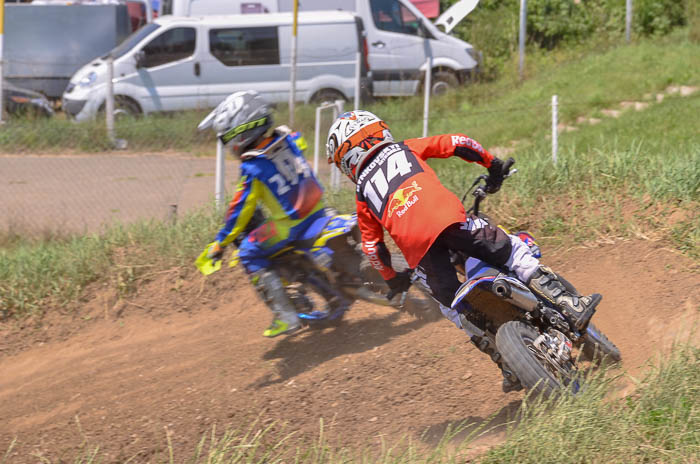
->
[374, 92, 699, 252]
[366, 30, 699, 150]
[0, 207, 221, 320]
[482, 344, 699, 463]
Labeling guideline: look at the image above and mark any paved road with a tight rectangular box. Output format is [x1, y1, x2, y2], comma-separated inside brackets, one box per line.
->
[1, 153, 239, 235]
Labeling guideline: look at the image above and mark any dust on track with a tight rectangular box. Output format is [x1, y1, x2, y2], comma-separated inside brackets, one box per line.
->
[0, 240, 698, 462]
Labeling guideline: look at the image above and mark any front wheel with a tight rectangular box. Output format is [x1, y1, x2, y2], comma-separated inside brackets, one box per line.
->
[430, 71, 459, 96]
[310, 88, 346, 105]
[99, 96, 141, 119]
[496, 321, 579, 397]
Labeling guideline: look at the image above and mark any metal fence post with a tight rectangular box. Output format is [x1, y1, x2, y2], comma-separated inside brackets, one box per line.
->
[106, 54, 116, 144]
[354, 51, 361, 110]
[422, 56, 431, 138]
[0, 0, 4, 124]
[625, 0, 632, 43]
[313, 105, 322, 174]
[332, 100, 344, 190]
[519, 0, 527, 80]
[552, 95, 558, 165]
[215, 139, 225, 209]
[289, 0, 299, 127]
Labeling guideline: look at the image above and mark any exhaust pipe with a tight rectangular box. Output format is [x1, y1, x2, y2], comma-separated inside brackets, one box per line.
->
[492, 277, 539, 312]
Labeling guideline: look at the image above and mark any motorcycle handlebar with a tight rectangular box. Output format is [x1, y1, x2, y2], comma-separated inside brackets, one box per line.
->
[462, 157, 517, 216]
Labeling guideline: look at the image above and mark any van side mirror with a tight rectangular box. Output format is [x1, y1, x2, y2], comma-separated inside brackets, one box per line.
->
[134, 50, 146, 68]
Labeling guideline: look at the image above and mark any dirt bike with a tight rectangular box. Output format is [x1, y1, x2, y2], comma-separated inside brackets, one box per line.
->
[410, 159, 621, 396]
[195, 208, 440, 329]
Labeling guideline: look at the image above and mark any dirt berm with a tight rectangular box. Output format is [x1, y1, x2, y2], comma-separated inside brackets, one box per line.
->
[0, 240, 698, 462]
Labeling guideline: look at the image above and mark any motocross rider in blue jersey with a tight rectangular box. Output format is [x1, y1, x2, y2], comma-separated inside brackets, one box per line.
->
[198, 90, 329, 338]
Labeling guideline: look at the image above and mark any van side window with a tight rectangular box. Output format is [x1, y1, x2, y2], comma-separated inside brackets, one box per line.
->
[370, 0, 421, 36]
[141, 27, 196, 68]
[210, 27, 280, 67]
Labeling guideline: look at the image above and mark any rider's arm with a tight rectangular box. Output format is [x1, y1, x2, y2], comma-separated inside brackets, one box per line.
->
[215, 165, 263, 246]
[356, 199, 397, 281]
[403, 134, 496, 168]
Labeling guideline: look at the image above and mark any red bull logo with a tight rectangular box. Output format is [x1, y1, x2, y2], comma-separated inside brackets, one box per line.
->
[387, 181, 422, 218]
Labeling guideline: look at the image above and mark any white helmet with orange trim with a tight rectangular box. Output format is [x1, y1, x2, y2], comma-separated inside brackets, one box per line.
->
[326, 110, 394, 183]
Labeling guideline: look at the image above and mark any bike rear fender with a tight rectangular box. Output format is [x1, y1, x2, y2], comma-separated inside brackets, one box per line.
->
[304, 213, 358, 272]
[451, 257, 500, 311]
[311, 214, 357, 248]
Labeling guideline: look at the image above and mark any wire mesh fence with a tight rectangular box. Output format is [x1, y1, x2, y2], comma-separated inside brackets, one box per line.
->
[1, 60, 697, 238]
[0, 152, 239, 235]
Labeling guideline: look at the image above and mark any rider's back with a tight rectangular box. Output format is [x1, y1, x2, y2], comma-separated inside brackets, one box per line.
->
[355, 137, 472, 269]
[240, 127, 324, 224]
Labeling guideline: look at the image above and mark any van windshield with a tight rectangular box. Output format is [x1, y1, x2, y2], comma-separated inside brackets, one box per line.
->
[107, 23, 161, 59]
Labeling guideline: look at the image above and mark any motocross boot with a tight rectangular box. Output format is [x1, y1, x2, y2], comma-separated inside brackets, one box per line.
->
[251, 270, 301, 338]
[527, 266, 601, 331]
[470, 335, 523, 393]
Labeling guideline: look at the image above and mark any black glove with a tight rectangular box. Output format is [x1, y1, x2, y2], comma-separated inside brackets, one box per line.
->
[485, 157, 506, 194]
[386, 270, 412, 300]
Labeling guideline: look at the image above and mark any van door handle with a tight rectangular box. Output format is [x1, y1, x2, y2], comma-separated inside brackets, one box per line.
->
[372, 41, 386, 48]
[194, 62, 201, 76]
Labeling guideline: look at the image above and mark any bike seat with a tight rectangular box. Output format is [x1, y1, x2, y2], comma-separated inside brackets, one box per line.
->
[294, 215, 332, 249]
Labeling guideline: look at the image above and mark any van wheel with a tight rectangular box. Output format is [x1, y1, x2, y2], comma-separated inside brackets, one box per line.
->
[431, 71, 459, 96]
[99, 96, 141, 119]
[310, 89, 346, 105]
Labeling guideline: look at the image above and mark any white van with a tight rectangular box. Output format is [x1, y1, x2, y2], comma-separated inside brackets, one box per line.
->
[161, 0, 480, 97]
[62, 11, 370, 121]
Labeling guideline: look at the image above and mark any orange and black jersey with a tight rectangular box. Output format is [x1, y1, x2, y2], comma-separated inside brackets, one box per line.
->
[355, 134, 496, 280]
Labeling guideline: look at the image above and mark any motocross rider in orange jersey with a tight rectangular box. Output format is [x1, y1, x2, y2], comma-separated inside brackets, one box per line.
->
[326, 110, 600, 392]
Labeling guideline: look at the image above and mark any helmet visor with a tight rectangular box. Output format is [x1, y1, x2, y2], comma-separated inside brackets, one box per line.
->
[219, 116, 271, 145]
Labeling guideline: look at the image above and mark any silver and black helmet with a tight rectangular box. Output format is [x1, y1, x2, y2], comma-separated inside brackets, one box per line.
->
[198, 90, 273, 156]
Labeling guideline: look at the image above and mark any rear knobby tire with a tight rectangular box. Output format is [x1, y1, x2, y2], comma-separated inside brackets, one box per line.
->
[495, 321, 571, 397]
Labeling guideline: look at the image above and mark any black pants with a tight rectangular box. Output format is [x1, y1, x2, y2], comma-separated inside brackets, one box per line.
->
[417, 217, 512, 307]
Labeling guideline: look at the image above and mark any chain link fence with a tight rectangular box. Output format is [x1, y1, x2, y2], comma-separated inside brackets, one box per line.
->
[0, 152, 239, 235]
[1, 46, 698, 237]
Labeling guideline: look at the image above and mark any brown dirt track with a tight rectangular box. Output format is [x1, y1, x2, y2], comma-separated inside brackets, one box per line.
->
[0, 240, 698, 462]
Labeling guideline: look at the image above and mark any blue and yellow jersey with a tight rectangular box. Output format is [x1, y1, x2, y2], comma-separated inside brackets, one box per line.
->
[215, 130, 324, 246]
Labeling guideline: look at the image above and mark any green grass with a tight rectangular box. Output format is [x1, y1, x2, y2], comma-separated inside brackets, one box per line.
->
[1, 31, 698, 319]
[0, 207, 221, 320]
[377, 29, 699, 148]
[481, 344, 700, 464]
[427, 91, 700, 252]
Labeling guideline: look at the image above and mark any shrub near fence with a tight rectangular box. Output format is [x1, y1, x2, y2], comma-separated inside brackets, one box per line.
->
[441, 0, 695, 78]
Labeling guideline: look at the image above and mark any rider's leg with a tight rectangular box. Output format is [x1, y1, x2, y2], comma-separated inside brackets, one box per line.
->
[526, 266, 600, 331]
[250, 269, 301, 337]
[417, 234, 521, 392]
[415, 238, 461, 311]
[288, 208, 351, 316]
[443, 218, 598, 331]
[239, 222, 300, 338]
